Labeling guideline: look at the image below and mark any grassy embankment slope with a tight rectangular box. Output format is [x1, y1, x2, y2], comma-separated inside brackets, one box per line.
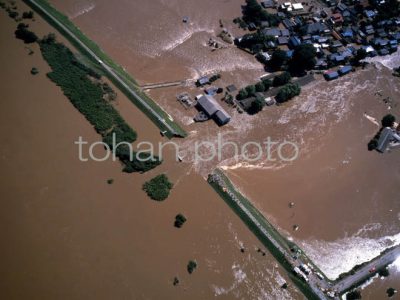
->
[23, 0, 187, 139]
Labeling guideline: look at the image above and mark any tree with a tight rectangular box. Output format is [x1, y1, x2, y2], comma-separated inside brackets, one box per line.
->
[269, 49, 288, 71]
[351, 49, 367, 66]
[273, 72, 291, 87]
[237, 88, 248, 100]
[255, 81, 265, 92]
[30, 67, 39, 75]
[386, 288, 397, 297]
[174, 214, 187, 228]
[22, 10, 34, 19]
[247, 96, 264, 115]
[262, 79, 272, 91]
[143, 174, 173, 201]
[15, 23, 38, 44]
[381, 114, 396, 127]
[289, 44, 317, 76]
[187, 260, 198, 274]
[245, 84, 256, 96]
[346, 289, 362, 300]
[275, 83, 301, 103]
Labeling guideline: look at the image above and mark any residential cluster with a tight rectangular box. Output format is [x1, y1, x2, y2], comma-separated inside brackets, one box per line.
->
[235, 0, 400, 81]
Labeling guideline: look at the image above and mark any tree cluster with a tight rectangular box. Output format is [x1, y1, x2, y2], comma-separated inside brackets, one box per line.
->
[242, 0, 280, 27]
[39, 36, 160, 173]
[142, 174, 173, 201]
[15, 23, 38, 44]
[276, 83, 301, 103]
[288, 44, 317, 76]
[273, 72, 292, 87]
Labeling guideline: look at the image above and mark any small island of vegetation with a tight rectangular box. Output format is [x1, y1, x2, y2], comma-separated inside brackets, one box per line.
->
[143, 174, 173, 201]
[187, 260, 197, 274]
[174, 214, 187, 228]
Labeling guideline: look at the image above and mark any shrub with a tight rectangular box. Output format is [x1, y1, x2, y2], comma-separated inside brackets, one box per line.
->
[346, 289, 361, 300]
[22, 10, 34, 19]
[381, 114, 396, 127]
[174, 214, 187, 228]
[187, 260, 197, 274]
[15, 23, 38, 44]
[143, 174, 173, 201]
[30, 67, 39, 75]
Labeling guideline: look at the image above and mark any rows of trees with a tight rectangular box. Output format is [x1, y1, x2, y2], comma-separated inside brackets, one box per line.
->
[237, 79, 272, 100]
[38, 35, 160, 173]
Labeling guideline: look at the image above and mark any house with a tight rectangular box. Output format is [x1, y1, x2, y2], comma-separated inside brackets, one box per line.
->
[286, 50, 294, 58]
[278, 36, 289, 45]
[364, 10, 376, 19]
[281, 29, 290, 37]
[324, 70, 339, 80]
[260, 21, 270, 28]
[336, 3, 347, 12]
[342, 28, 354, 39]
[292, 3, 304, 11]
[373, 38, 389, 48]
[226, 85, 237, 93]
[338, 65, 353, 75]
[315, 59, 328, 69]
[379, 48, 390, 56]
[248, 22, 257, 31]
[301, 22, 329, 35]
[364, 25, 375, 36]
[331, 13, 344, 25]
[283, 18, 296, 29]
[197, 76, 209, 86]
[261, 0, 276, 8]
[289, 36, 301, 48]
[196, 95, 231, 126]
[263, 28, 281, 38]
[205, 86, 218, 96]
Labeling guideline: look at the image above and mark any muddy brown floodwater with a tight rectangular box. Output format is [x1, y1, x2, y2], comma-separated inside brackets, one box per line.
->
[0, 1, 304, 299]
[1, 0, 399, 298]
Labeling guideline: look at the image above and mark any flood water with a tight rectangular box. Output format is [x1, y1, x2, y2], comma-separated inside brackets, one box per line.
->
[1, 0, 399, 298]
[0, 1, 304, 299]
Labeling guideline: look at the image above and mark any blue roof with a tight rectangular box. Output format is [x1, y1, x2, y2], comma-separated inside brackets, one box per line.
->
[342, 28, 354, 38]
[286, 50, 294, 58]
[324, 71, 339, 80]
[289, 36, 301, 48]
[365, 10, 376, 18]
[338, 65, 352, 75]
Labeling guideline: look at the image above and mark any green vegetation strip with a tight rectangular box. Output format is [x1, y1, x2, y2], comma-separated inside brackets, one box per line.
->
[208, 169, 320, 300]
[39, 35, 160, 173]
[23, 0, 187, 138]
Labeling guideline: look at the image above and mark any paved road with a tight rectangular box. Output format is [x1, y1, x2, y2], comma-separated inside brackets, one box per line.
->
[27, 0, 181, 137]
[333, 246, 400, 294]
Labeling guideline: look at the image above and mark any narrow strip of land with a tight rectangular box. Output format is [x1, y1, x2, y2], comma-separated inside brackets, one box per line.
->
[141, 80, 186, 90]
[24, 0, 186, 138]
[333, 246, 400, 294]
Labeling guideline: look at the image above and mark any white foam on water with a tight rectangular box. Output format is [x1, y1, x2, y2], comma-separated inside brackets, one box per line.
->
[365, 48, 400, 70]
[299, 223, 400, 280]
[69, 2, 95, 19]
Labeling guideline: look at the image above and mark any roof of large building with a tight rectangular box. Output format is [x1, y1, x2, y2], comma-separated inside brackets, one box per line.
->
[197, 95, 231, 125]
